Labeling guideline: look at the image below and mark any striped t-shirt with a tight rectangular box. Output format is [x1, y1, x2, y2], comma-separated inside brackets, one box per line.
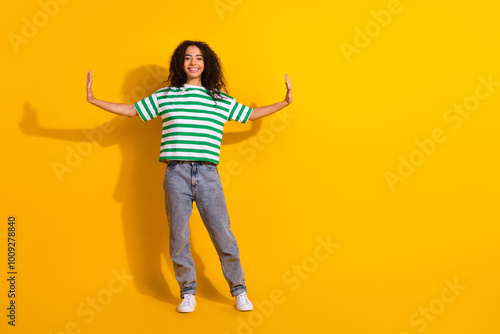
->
[133, 83, 253, 164]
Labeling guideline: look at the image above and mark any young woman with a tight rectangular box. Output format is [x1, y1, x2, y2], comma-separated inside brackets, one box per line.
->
[86, 40, 292, 313]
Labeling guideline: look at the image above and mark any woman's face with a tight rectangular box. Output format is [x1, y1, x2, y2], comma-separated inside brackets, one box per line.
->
[183, 45, 204, 83]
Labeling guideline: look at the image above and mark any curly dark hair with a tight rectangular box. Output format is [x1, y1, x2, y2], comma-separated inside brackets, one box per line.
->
[165, 40, 227, 102]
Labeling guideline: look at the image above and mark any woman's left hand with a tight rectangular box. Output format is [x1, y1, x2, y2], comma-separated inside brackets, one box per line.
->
[284, 74, 292, 105]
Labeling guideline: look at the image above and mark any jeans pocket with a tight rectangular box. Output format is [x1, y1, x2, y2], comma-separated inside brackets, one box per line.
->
[202, 163, 218, 171]
[166, 162, 179, 170]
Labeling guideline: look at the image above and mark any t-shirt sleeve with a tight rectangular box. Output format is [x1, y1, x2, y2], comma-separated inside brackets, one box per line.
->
[133, 92, 160, 121]
[227, 98, 253, 124]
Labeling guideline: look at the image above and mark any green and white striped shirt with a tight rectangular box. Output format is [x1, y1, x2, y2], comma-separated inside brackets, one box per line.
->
[134, 83, 253, 164]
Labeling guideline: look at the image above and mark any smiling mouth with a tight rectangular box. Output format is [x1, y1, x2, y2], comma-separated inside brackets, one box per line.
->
[188, 68, 200, 72]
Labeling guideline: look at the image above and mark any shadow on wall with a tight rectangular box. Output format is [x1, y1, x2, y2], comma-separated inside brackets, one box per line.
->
[19, 65, 262, 306]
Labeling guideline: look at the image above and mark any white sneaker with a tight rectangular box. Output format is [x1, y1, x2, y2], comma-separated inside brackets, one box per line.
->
[234, 292, 253, 311]
[177, 294, 196, 313]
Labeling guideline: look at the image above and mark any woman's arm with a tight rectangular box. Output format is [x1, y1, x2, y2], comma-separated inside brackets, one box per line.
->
[249, 74, 292, 121]
[86, 71, 138, 117]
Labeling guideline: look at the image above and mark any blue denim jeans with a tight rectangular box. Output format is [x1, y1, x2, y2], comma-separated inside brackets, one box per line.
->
[163, 160, 247, 298]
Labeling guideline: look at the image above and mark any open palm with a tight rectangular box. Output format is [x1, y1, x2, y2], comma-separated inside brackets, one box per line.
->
[285, 74, 292, 104]
[86, 71, 95, 103]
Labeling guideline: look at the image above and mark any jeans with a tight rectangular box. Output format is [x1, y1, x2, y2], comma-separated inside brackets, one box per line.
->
[163, 160, 247, 298]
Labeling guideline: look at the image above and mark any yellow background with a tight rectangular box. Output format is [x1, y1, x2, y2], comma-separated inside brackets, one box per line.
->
[2, 0, 499, 333]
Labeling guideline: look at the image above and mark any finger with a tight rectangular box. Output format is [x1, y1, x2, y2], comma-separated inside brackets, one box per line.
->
[285, 74, 291, 89]
[87, 71, 93, 88]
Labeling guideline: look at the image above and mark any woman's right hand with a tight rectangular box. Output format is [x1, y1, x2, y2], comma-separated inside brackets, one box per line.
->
[85, 71, 137, 117]
[87, 71, 95, 103]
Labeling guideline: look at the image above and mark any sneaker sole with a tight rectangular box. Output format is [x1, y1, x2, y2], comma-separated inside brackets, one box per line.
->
[177, 307, 195, 313]
[235, 305, 253, 312]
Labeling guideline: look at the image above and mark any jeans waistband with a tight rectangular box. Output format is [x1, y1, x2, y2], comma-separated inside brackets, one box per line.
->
[167, 160, 217, 166]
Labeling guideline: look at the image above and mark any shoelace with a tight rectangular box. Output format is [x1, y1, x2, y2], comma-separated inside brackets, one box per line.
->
[182, 295, 193, 305]
[237, 293, 249, 304]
